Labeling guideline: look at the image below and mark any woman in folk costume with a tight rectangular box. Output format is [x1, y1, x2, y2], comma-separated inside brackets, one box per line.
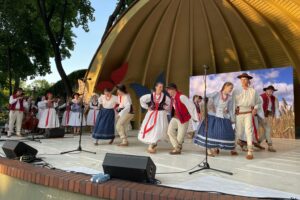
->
[194, 82, 238, 157]
[69, 93, 86, 134]
[36, 96, 46, 120]
[115, 84, 134, 146]
[138, 82, 171, 153]
[93, 88, 118, 145]
[86, 94, 100, 132]
[59, 97, 72, 132]
[187, 95, 203, 138]
[38, 92, 60, 129]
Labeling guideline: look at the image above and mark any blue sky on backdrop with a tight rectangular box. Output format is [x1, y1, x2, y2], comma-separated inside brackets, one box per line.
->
[27, 0, 118, 84]
[190, 67, 294, 107]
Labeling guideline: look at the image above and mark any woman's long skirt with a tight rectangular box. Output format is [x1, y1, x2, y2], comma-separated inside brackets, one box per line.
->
[194, 115, 235, 150]
[92, 108, 115, 140]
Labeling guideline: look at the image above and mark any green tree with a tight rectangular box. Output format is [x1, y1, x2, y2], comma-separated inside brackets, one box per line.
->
[24, 79, 53, 98]
[36, 0, 95, 96]
[0, 0, 52, 95]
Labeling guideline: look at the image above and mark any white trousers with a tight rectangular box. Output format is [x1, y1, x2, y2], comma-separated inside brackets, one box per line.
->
[8, 111, 24, 136]
[167, 118, 189, 150]
[116, 113, 134, 142]
[236, 113, 253, 151]
[259, 117, 272, 145]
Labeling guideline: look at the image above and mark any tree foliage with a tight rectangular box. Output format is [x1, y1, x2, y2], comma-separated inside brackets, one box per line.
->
[36, 0, 95, 96]
[0, 0, 52, 93]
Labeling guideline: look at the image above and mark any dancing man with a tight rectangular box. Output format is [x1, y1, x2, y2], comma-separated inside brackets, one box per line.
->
[258, 85, 280, 152]
[138, 82, 171, 153]
[232, 73, 263, 160]
[194, 82, 237, 156]
[115, 84, 134, 146]
[166, 83, 198, 155]
[8, 88, 26, 137]
[93, 88, 118, 145]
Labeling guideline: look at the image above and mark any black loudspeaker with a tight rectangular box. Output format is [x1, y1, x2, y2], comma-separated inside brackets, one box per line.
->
[44, 128, 65, 138]
[102, 153, 156, 183]
[2, 140, 38, 159]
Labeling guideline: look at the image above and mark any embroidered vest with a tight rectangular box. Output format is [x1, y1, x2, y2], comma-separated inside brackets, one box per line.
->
[261, 93, 275, 116]
[149, 93, 166, 111]
[9, 95, 24, 111]
[171, 92, 191, 124]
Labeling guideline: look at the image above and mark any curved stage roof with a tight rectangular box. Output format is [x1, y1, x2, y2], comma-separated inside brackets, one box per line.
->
[86, 0, 300, 128]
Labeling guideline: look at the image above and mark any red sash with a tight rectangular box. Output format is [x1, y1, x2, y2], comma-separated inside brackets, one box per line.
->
[142, 93, 162, 138]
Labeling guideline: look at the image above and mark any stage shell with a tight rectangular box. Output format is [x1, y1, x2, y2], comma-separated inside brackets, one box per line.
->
[86, 0, 300, 132]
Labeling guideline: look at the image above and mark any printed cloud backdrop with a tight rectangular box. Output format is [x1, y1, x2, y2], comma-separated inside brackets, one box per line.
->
[189, 67, 294, 109]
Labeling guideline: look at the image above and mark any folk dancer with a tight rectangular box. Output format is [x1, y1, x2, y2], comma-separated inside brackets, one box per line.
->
[257, 85, 280, 152]
[138, 82, 171, 153]
[69, 93, 86, 134]
[86, 94, 100, 133]
[93, 88, 118, 145]
[232, 73, 263, 160]
[115, 84, 134, 146]
[59, 97, 72, 132]
[38, 92, 60, 129]
[187, 95, 203, 138]
[166, 83, 199, 155]
[194, 82, 237, 156]
[8, 88, 27, 137]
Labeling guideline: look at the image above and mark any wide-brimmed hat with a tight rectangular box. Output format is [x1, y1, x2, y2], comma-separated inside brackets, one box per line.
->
[237, 73, 253, 80]
[165, 83, 178, 90]
[72, 92, 80, 98]
[116, 84, 127, 94]
[263, 85, 278, 92]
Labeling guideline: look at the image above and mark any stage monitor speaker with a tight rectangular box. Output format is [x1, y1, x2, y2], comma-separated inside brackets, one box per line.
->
[102, 153, 156, 183]
[44, 128, 65, 138]
[2, 140, 38, 159]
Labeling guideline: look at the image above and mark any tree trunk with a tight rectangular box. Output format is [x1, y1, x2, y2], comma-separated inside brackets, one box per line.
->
[53, 45, 73, 97]
[7, 47, 12, 96]
[37, 0, 73, 97]
[14, 77, 20, 92]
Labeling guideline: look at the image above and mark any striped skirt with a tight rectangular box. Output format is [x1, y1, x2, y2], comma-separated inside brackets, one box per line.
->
[193, 115, 235, 150]
[92, 108, 115, 140]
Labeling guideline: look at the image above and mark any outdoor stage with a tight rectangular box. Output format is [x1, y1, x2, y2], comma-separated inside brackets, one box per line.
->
[0, 131, 300, 199]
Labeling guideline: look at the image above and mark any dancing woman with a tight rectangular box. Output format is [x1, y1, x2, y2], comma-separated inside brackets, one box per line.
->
[38, 92, 60, 129]
[138, 82, 170, 153]
[86, 94, 100, 132]
[92, 88, 118, 145]
[69, 93, 86, 134]
[194, 82, 237, 157]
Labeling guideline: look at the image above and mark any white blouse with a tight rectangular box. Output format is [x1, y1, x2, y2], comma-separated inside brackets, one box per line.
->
[117, 94, 132, 117]
[140, 93, 171, 111]
[98, 95, 118, 109]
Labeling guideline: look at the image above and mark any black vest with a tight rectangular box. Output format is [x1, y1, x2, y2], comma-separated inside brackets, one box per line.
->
[148, 93, 166, 111]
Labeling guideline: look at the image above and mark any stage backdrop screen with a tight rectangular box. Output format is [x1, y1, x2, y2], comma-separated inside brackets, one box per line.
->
[189, 66, 295, 139]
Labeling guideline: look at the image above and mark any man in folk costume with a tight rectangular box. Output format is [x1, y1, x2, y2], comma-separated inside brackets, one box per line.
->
[166, 83, 199, 155]
[258, 85, 280, 152]
[138, 82, 171, 153]
[115, 84, 134, 146]
[8, 88, 27, 137]
[232, 73, 263, 160]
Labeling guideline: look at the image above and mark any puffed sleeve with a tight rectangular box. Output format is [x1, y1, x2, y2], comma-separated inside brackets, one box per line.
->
[180, 95, 198, 121]
[140, 94, 151, 109]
